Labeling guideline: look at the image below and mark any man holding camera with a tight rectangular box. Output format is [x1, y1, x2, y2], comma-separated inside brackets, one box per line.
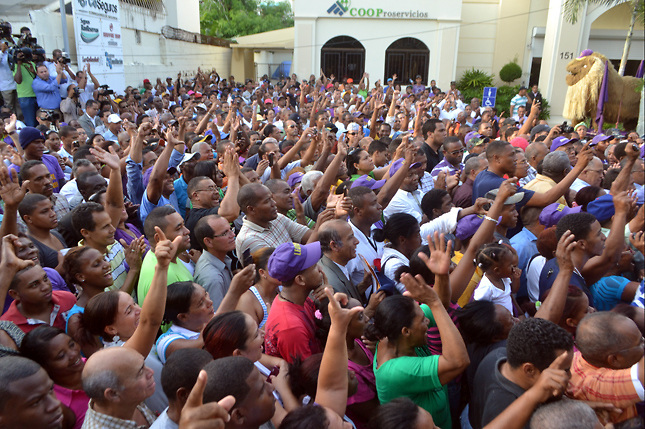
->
[60, 84, 82, 123]
[12, 46, 37, 126]
[76, 62, 100, 108]
[32, 63, 63, 112]
[43, 49, 74, 98]
[0, 39, 20, 116]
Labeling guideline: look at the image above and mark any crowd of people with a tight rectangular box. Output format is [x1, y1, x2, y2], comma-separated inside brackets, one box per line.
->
[0, 33, 644, 429]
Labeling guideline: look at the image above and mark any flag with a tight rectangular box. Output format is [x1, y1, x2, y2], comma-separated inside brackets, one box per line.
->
[636, 60, 644, 78]
[595, 60, 609, 131]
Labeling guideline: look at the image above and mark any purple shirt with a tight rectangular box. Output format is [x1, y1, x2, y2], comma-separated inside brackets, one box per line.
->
[114, 223, 150, 255]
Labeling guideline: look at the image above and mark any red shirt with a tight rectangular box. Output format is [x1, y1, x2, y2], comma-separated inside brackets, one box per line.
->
[0, 290, 77, 334]
[264, 296, 322, 363]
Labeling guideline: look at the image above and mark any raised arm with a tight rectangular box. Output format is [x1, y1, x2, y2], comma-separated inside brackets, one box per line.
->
[0, 235, 35, 311]
[517, 99, 539, 137]
[315, 288, 363, 418]
[377, 143, 415, 208]
[611, 143, 639, 194]
[278, 127, 314, 169]
[92, 146, 124, 228]
[401, 232, 469, 385]
[146, 135, 174, 205]
[217, 147, 241, 222]
[535, 231, 576, 322]
[526, 143, 593, 207]
[0, 165, 28, 238]
[309, 139, 346, 212]
[124, 227, 182, 357]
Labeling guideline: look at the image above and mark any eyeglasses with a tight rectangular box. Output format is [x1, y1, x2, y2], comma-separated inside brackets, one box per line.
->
[287, 125, 297, 128]
[448, 148, 465, 156]
[213, 225, 235, 238]
[196, 186, 218, 193]
[347, 132, 358, 136]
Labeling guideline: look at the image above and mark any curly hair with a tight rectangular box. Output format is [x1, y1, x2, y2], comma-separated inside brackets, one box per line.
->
[506, 318, 573, 371]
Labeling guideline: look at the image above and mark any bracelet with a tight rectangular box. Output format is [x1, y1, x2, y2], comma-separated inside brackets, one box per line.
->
[483, 215, 497, 223]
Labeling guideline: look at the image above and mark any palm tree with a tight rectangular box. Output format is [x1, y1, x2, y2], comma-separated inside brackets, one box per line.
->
[563, 0, 645, 76]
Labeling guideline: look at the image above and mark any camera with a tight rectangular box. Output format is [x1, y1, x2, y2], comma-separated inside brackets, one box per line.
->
[268, 152, 275, 167]
[41, 109, 60, 122]
[98, 84, 114, 96]
[58, 52, 71, 64]
[72, 87, 80, 97]
[560, 121, 574, 134]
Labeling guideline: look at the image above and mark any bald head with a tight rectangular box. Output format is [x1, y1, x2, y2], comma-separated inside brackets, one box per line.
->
[82, 347, 153, 405]
[576, 312, 642, 368]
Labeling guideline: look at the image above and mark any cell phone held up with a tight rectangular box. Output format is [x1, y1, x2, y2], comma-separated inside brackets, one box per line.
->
[268, 153, 275, 167]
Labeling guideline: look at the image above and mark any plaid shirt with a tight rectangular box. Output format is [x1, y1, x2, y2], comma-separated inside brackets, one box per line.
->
[518, 164, 537, 187]
[235, 213, 309, 258]
[567, 351, 644, 424]
[81, 400, 156, 429]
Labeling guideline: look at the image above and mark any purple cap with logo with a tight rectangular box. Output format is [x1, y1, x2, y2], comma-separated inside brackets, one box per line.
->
[351, 174, 386, 190]
[539, 203, 582, 227]
[550, 136, 579, 152]
[287, 172, 304, 188]
[586, 194, 615, 223]
[267, 242, 322, 283]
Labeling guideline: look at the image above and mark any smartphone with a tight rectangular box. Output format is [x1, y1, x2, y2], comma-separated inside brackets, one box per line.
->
[268, 153, 275, 167]
[242, 248, 253, 267]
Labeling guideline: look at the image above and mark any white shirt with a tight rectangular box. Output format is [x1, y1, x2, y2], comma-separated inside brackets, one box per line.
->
[79, 82, 95, 108]
[347, 220, 383, 295]
[420, 207, 462, 244]
[383, 188, 423, 222]
[381, 246, 408, 293]
[149, 408, 178, 429]
[473, 274, 513, 314]
[526, 255, 546, 303]
[571, 177, 591, 193]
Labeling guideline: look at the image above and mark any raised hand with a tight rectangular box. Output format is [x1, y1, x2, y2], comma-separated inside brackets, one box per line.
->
[473, 197, 494, 215]
[555, 230, 577, 272]
[629, 231, 644, 254]
[1, 234, 35, 272]
[0, 165, 29, 208]
[154, 226, 183, 269]
[496, 178, 518, 202]
[90, 146, 120, 170]
[178, 370, 235, 429]
[229, 264, 256, 296]
[401, 273, 440, 305]
[526, 351, 571, 403]
[419, 232, 452, 276]
[121, 236, 146, 271]
[324, 287, 363, 329]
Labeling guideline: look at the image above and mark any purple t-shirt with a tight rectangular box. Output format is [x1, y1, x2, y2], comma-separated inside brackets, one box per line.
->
[114, 223, 150, 255]
[9, 154, 66, 192]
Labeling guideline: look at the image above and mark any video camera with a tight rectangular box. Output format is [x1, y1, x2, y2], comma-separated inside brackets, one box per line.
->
[58, 51, 71, 65]
[4, 27, 43, 71]
[98, 85, 115, 96]
[41, 109, 60, 122]
[560, 121, 574, 134]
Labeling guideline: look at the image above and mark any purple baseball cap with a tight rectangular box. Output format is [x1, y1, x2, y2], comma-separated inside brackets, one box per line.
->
[351, 174, 386, 190]
[550, 136, 579, 152]
[455, 214, 500, 241]
[287, 172, 304, 188]
[389, 158, 422, 177]
[267, 242, 322, 283]
[590, 134, 611, 146]
[539, 203, 582, 227]
[586, 194, 615, 223]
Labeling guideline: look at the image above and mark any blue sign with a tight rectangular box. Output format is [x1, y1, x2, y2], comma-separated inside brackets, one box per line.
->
[482, 87, 497, 108]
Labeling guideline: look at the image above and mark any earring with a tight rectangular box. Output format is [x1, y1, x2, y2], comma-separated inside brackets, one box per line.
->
[112, 335, 120, 343]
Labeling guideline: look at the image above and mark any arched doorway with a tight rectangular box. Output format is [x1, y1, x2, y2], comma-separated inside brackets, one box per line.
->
[384, 38, 429, 85]
[321, 36, 365, 82]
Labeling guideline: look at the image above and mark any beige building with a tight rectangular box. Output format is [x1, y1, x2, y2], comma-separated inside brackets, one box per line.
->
[281, 0, 643, 122]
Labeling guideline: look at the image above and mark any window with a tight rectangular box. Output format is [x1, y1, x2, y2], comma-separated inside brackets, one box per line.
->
[321, 36, 365, 82]
[384, 38, 429, 85]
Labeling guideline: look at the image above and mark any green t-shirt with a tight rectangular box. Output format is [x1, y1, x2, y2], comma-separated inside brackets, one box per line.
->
[350, 171, 375, 181]
[13, 62, 36, 98]
[373, 304, 451, 429]
[136, 250, 193, 306]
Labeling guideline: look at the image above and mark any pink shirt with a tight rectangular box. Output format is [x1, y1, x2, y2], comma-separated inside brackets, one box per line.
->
[53, 358, 89, 429]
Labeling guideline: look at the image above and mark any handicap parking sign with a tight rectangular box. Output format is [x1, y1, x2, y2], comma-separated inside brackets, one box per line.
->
[482, 87, 497, 108]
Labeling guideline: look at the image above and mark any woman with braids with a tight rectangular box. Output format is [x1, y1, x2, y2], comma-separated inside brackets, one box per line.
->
[367, 233, 469, 429]
[155, 281, 214, 364]
[63, 246, 114, 356]
[235, 247, 279, 328]
[378, 212, 422, 292]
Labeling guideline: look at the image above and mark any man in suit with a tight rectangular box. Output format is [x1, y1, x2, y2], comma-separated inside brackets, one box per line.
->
[318, 219, 371, 305]
[78, 99, 102, 137]
[526, 84, 542, 106]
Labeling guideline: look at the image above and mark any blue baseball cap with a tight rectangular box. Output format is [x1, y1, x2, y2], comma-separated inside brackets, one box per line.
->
[550, 136, 579, 152]
[351, 175, 386, 190]
[455, 214, 500, 241]
[389, 158, 422, 177]
[586, 194, 615, 223]
[590, 134, 611, 145]
[539, 203, 582, 227]
[267, 242, 322, 283]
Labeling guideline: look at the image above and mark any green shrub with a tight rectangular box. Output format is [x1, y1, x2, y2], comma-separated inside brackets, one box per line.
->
[457, 68, 494, 91]
[499, 61, 522, 83]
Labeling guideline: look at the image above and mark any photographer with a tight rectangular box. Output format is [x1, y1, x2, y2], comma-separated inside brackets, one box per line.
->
[12, 43, 37, 126]
[32, 63, 63, 111]
[60, 84, 82, 123]
[0, 26, 19, 115]
[43, 49, 74, 98]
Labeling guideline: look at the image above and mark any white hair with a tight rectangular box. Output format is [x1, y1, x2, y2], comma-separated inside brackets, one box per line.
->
[301, 171, 323, 194]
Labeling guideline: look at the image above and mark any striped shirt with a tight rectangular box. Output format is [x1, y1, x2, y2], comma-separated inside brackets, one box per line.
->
[79, 239, 128, 291]
[235, 214, 309, 258]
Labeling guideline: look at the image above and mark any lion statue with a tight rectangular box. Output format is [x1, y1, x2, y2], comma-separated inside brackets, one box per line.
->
[563, 50, 641, 131]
